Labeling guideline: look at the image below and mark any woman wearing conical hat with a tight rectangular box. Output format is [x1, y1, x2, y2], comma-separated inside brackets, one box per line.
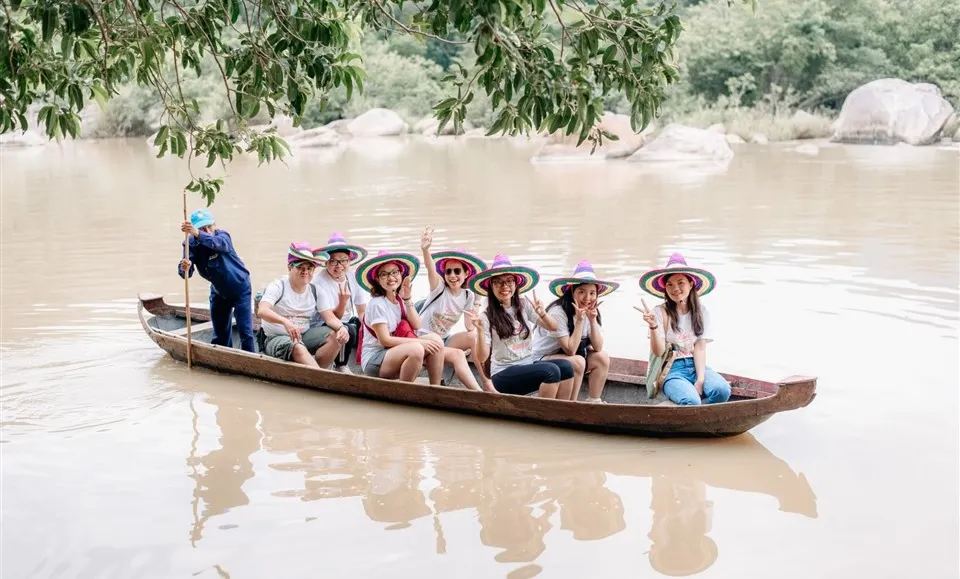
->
[416, 227, 487, 354]
[465, 254, 575, 399]
[531, 260, 620, 403]
[638, 253, 731, 406]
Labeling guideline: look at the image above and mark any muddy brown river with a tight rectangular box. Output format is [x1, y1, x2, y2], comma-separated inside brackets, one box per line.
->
[1, 137, 958, 578]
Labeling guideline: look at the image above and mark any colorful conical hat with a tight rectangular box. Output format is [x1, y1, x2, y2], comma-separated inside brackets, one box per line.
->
[314, 232, 368, 265]
[288, 241, 326, 266]
[466, 254, 540, 297]
[548, 260, 620, 298]
[355, 249, 421, 293]
[431, 249, 487, 280]
[639, 253, 716, 299]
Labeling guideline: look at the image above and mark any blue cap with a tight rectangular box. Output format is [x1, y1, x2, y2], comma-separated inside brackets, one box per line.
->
[190, 210, 215, 228]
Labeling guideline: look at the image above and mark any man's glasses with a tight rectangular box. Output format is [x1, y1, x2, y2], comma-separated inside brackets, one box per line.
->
[328, 258, 350, 266]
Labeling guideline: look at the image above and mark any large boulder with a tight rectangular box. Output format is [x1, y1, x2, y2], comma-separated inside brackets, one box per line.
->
[533, 112, 652, 161]
[347, 108, 406, 137]
[627, 124, 734, 163]
[832, 78, 955, 146]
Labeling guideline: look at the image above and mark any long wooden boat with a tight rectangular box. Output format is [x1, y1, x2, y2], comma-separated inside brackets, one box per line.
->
[138, 293, 816, 438]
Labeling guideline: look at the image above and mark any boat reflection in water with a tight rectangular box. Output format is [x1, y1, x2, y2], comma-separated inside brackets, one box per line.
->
[183, 377, 817, 577]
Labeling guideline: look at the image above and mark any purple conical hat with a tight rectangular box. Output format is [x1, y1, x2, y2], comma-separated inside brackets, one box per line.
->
[354, 249, 421, 293]
[466, 254, 540, 297]
[549, 259, 620, 298]
[639, 252, 716, 299]
[289, 241, 326, 266]
[313, 231, 368, 265]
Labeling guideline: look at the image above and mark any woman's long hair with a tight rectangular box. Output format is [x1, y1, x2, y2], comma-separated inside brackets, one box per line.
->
[486, 290, 529, 341]
[663, 275, 704, 335]
[546, 286, 603, 334]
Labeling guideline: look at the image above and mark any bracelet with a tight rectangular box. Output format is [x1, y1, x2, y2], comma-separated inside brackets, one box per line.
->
[648, 324, 658, 330]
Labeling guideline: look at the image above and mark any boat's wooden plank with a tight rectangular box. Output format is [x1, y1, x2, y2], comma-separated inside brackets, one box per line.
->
[168, 321, 214, 336]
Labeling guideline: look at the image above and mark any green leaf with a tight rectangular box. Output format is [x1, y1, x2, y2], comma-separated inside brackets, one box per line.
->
[41, 5, 58, 43]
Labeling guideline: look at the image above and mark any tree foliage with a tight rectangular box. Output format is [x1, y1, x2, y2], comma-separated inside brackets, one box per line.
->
[0, 0, 726, 204]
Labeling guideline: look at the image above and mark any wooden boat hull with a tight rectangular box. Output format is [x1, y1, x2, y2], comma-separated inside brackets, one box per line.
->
[138, 293, 816, 438]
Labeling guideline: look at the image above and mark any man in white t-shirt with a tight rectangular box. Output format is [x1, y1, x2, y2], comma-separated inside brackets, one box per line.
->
[257, 242, 340, 368]
[309, 233, 371, 373]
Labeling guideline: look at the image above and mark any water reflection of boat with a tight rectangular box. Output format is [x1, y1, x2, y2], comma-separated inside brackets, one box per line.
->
[139, 294, 817, 438]
[180, 380, 817, 575]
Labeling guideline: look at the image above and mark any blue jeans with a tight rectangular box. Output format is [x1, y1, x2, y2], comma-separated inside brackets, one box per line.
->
[662, 358, 731, 406]
[210, 290, 256, 352]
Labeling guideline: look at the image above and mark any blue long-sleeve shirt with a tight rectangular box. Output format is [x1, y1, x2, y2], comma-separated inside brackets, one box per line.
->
[177, 229, 251, 298]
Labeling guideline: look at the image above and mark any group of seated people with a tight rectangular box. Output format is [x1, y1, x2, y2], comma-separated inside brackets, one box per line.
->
[178, 210, 731, 406]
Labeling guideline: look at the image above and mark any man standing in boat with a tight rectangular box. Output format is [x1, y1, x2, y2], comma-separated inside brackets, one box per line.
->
[178, 209, 256, 353]
[311, 233, 371, 374]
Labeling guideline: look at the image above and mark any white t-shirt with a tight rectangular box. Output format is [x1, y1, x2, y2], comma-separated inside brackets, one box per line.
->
[480, 300, 540, 376]
[653, 304, 713, 359]
[259, 278, 319, 337]
[361, 296, 404, 370]
[417, 284, 475, 337]
[311, 269, 370, 323]
[531, 304, 592, 359]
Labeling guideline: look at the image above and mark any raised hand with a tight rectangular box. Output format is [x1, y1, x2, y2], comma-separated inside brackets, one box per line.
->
[338, 280, 351, 303]
[399, 275, 413, 300]
[420, 226, 434, 251]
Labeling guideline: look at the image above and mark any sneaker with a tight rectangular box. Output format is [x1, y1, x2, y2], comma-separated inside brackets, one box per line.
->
[336, 366, 354, 375]
[586, 397, 606, 404]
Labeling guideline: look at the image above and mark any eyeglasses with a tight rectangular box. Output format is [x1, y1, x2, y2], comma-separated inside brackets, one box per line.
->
[445, 267, 462, 276]
[491, 278, 516, 287]
[293, 262, 316, 271]
[378, 269, 402, 279]
[328, 258, 350, 266]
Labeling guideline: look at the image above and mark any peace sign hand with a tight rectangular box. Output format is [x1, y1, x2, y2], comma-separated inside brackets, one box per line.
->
[632, 298, 658, 329]
[399, 276, 413, 300]
[338, 280, 351, 304]
[528, 290, 546, 317]
[585, 301, 601, 321]
[464, 303, 483, 331]
[420, 226, 434, 251]
[572, 301, 587, 322]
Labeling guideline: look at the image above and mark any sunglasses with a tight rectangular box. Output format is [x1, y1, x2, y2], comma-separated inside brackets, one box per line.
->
[444, 267, 463, 276]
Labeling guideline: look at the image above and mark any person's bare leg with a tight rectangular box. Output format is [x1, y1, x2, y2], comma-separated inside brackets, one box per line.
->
[315, 335, 341, 368]
[586, 350, 611, 401]
[444, 347, 481, 390]
[544, 354, 584, 400]
[379, 343, 425, 382]
[291, 344, 320, 368]
[425, 350, 445, 384]
[538, 381, 560, 399]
